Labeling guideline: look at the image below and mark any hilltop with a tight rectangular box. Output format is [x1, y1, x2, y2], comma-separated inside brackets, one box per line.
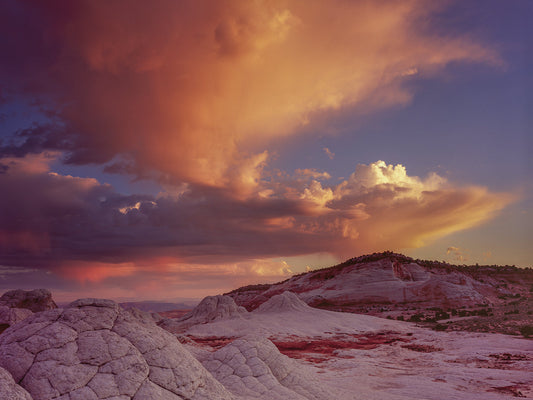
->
[226, 252, 533, 335]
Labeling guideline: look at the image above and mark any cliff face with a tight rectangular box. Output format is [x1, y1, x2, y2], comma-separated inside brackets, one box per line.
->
[226, 253, 532, 312]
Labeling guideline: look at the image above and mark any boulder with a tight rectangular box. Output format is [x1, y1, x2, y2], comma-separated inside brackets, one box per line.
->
[160, 295, 247, 332]
[0, 298, 235, 400]
[0, 289, 57, 312]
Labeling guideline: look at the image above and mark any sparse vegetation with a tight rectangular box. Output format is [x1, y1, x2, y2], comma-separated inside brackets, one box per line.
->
[519, 325, 533, 338]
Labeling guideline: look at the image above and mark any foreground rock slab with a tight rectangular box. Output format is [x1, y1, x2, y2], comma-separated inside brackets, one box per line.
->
[0, 298, 234, 400]
[201, 335, 343, 400]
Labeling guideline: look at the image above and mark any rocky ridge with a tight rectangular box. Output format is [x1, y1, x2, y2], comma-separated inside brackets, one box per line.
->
[226, 252, 533, 312]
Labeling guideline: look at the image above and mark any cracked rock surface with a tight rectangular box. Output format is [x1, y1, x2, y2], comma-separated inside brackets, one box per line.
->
[201, 336, 337, 400]
[0, 366, 33, 399]
[0, 298, 234, 400]
[0, 305, 33, 327]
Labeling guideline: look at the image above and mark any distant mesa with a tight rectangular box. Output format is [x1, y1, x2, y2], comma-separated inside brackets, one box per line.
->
[0, 298, 234, 400]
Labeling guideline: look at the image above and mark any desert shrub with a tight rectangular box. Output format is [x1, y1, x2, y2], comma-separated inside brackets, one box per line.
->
[519, 325, 533, 338]
[435, 311, 450, 320]
[408, 313, 424, 322]
[396, 315, 404, 321]
[434, 324, 447, 331]
[476, 309, 488, 317]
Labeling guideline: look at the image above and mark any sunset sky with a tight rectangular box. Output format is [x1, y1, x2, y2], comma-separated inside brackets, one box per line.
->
[0, 0, 531, 302]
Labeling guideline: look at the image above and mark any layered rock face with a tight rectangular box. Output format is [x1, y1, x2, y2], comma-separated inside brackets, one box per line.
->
[227, 256, 507, 310]
[0, 289, 57, 312]
[160, 295, 247, 333]
[0, 298, 234, 400]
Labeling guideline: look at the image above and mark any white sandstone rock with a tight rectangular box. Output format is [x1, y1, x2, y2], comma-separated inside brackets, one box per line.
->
[0, 366, 33, 399]
[256, 292, 311, 313]
[0, 289, 57, 312]
[0, 298, 235, 400]
[0, 305, 33, 327]
[203, 335, 338, 400]
[160, 294, 248, 332]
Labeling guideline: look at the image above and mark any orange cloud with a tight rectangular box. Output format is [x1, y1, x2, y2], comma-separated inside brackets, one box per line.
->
[55, 262, 136, 284]
[1, 0, 500, 191]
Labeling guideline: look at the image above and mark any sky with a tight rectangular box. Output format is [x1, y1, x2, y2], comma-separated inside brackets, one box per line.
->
[0, 0, 531, 302]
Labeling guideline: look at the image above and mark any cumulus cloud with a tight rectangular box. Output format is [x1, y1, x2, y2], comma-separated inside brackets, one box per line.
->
[0, 0, 500, 190]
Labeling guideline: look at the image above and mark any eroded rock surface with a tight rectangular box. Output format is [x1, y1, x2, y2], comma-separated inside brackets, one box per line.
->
[0, 289, 57, 312]
[256, 292, 311, 313]
[160, 295, 247, 333]
[0, 305, 33, 327]
[0, 366, 33, 399]
[201, 336, 337, 400]
[0, 298, 234, 400]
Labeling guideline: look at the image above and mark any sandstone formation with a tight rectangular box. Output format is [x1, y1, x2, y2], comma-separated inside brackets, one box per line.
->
[201, 336, 336, 400]
[256, 292, 311, 313]
[227, 253, 529, 311]
[160, 295, 247, 333]
[0, 305, 33, 327]
[0, 298, 234, 400]
[0, 366, 32, 400]
[0, 289, 57, 312]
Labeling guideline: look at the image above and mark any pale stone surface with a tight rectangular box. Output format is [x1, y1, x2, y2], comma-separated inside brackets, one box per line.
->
[160, 295, 248, 333]
[0, 366, 33, 400]
[0, 305, 33, 326]
[0, 289, 57, 312]
[256, 292, 311, 313]
[0, 298, 235, 400]
[202, 336, 336, 400]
